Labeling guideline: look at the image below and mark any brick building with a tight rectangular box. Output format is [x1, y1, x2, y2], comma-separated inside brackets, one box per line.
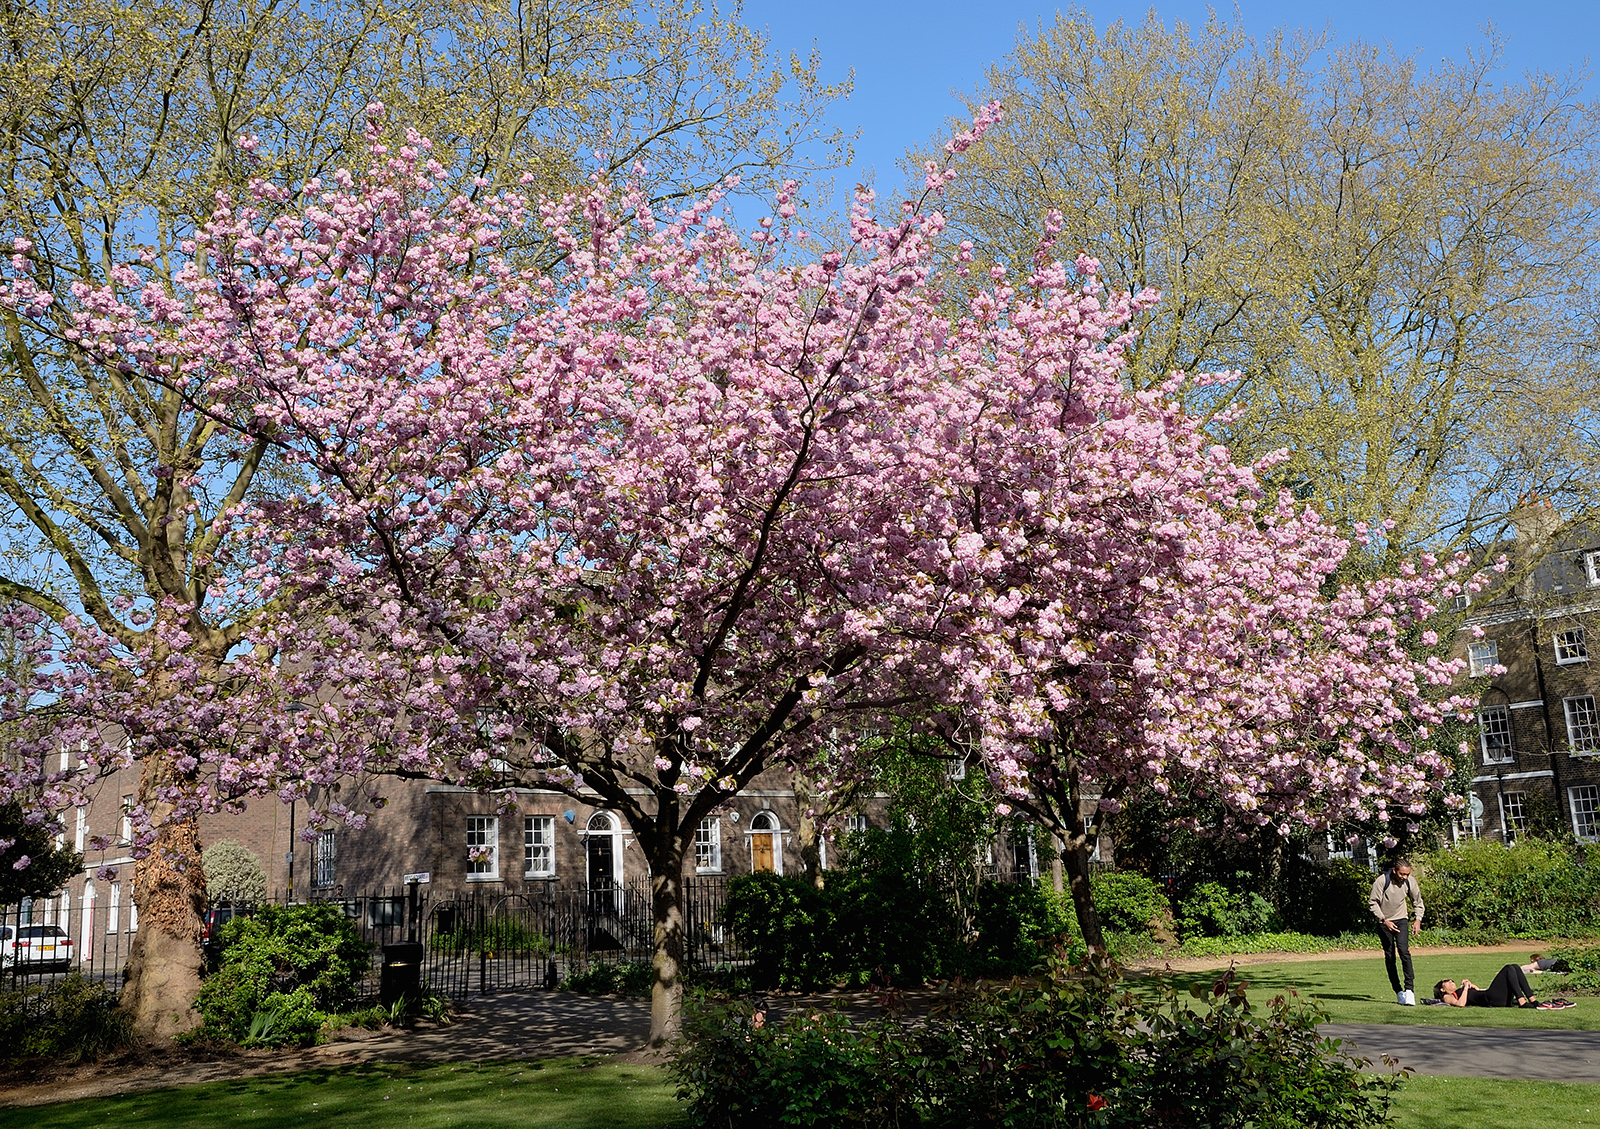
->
[1454, 504, 1600, 843]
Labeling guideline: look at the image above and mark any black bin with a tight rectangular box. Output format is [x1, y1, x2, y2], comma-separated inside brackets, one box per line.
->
[380, 941, 424, 1007]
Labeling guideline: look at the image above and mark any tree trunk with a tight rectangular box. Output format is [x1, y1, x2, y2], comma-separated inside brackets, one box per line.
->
[647, 839, 689, 1046]
[121, 813, 205, 1039]
[1061, 839, 1105, 952]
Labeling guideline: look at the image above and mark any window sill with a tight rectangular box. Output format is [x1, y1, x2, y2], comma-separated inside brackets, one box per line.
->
[1556, 657, 1589, 666]
[1482, 758, 1515, 766]
[523, 873, 557, 881]
[695, 868, 724, 876]
[465, 874, 502, 883]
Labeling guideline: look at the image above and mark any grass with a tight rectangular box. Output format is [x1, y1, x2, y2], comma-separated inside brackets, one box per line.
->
[1390, 1075, 1600, 1129]
[3, 1051, 1600, 1129]
[1144, 952, 1600, 1030]
[0, 1059, 686, 1129]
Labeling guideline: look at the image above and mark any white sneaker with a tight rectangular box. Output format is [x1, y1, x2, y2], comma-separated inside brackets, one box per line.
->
[1400, 990, 1416, 1006]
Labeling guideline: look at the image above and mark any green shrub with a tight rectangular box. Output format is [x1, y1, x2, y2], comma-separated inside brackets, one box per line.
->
[559, 960, 655, 997]
[1090, 870, 1168, 935]
[201, 839, 267, 906]
[723, 872, 837, 991]
[671, 955, 1403, 1129]
[0, 973, 133, 1065]
[429, 915, 550, 956]
[967, 881, 1074, 976]
[1178, 880, 1279, 939]
[195, 901, 371, 1046]
[1279, 857, 1374, 936]
[1417, 838, 1600, 935]
[829, 828, 958, 985]
[1547, 943, 1600, 994]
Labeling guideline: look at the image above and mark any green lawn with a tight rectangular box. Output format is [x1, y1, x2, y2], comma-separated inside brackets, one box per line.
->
[0, 1060, 687, 1129]
[3, 1055, 1600, 1129]
[1392, 1075, 1600, 1129]
[1145, 952, 1600, 1030]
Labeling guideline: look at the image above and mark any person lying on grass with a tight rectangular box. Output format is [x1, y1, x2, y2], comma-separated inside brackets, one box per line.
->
[1434, 965, 1574, 1008]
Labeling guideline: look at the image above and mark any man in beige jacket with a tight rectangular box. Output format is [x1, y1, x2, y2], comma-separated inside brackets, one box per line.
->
[1369, 858, 1424, 1005]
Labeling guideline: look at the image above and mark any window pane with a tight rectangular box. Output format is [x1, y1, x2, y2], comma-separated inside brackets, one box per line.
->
[1571, 786, 1600, 841]
[467, 816, 498, 876]
[1501, 791, 1528, 836]
[1565, 697, 1600, 752]
[1478, 706, 1512, 763]
[1556, 628, 1588, 663]
[524, 816, 555, 877]
[695, 817, 721, 872]
[1468, 642, 1498, 677]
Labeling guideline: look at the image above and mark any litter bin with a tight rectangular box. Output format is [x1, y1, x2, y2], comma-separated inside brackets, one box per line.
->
[380, 941, 424, 1008]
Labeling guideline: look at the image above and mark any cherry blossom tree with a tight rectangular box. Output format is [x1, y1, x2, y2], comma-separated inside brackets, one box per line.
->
[2, 105, 1490, 1039]
[897, 229, 1492, 948]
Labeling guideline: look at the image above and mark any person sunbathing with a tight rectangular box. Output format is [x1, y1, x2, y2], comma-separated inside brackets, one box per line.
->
[1434, 964, 1573, 1008]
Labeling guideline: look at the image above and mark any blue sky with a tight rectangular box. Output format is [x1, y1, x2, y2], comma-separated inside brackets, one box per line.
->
[738, 1, 1600, 204]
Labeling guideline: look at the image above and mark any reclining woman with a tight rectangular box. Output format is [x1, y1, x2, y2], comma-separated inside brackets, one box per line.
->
[1434, 964, 1558, 1008]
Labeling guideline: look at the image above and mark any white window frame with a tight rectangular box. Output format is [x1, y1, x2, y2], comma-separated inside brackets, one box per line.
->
[1570, 785, 1600, 842]
[1468, 641, 1499, 678]
[1555, 626, 1589, 665]
[107, 882, 120, 933]
[1478, 705, 1513, 764]
[1450, 591, 1471, 612]
[1564, 696, 1600, 754]
[1586, 551, 1600, 588]
[847, 814, 868, 836]
[313, 830, 337, 889]
[466, 816, 500, 880]
[1325, 832, 1354, 860]
[1499, 791, 1528, 841]
[119, 795, 134, 845]
[524, 816, 556, 878]
[694, 817, 722, 874]
[74, 806, 86, 852]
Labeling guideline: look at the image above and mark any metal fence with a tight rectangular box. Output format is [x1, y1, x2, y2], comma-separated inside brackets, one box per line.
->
[2, 878, 745, 1002]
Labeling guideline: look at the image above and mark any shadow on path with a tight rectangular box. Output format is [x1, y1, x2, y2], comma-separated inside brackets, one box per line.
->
[1324, 1022, 1600, 1081]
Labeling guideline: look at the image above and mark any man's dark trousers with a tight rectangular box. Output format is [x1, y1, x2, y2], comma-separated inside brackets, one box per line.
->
[1379, 919, 1413, 993]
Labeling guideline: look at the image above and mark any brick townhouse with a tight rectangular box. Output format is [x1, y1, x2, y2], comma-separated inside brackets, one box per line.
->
[1453, 502, 1600, 843]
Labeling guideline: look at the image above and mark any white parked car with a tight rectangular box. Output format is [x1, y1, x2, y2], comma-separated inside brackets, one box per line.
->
[7, 924, 74, 972]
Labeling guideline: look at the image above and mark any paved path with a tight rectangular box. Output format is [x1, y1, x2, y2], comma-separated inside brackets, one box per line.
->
[1323, 1022, 1600, 1082]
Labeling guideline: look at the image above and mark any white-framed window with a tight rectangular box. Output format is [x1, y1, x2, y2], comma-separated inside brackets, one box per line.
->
[119, 795, 134, 845]
[1499, 791, 1528, 839]
[1586, 551, 1600, 587]
[1326, 832, 1355, 860]
[1570, 786, 1600, 841]
[1082, 815, 1103, 862]
[466, 816, 499, 879]
[74, 806, 86, 852]
[107, 883, 120, 933]
[1555, 626, 1589, 664]
[694, 817, 722, 873]
[1450, 592, 1471, 612]
[524, 816, 556, 877]
[1564, 696, 1600, 753]
[1478, 706, 1513, 764]
[129, 898, 138, 932]
[847, 813, 868, 836]
[1468, 641, 1499, 677]
[313, 830, 337, 889]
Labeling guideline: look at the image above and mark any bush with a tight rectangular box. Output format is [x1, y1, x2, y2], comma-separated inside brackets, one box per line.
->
[829, 828, 958, 985]
[1416, 838, 1600, 935]
[0, 973, 132, 1065]
[671, 954, 1403, 1129]
[195, 901, 371, 1046]
[1178, 880, 1279, 940]
[559, 961, 655, 997]
[968, 881, 1074, 976]
[723, 872, 838, 991]
[201, 839, 267, 906]
[1090, 871, 1168, 935]
[1278, 857, 1374, 936]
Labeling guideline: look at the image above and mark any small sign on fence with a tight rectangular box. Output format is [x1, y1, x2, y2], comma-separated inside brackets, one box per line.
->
[403, 872, 431, 884]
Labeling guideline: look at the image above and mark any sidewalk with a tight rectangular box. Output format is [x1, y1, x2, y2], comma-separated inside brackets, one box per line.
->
[1323, 1022, 1600, 1082]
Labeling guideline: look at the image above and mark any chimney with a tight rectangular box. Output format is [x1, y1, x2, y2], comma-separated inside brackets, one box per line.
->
[1509, 494, 1563, 598]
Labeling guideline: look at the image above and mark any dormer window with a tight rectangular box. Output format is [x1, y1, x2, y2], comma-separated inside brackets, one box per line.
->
[1586, 551, 1600, 588]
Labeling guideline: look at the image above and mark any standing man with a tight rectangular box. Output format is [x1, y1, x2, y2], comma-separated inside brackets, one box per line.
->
[1369, 857, 1424, 1005]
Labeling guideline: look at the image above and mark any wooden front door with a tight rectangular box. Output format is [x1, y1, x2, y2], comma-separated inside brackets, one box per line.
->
[751, 833, 775, 873]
